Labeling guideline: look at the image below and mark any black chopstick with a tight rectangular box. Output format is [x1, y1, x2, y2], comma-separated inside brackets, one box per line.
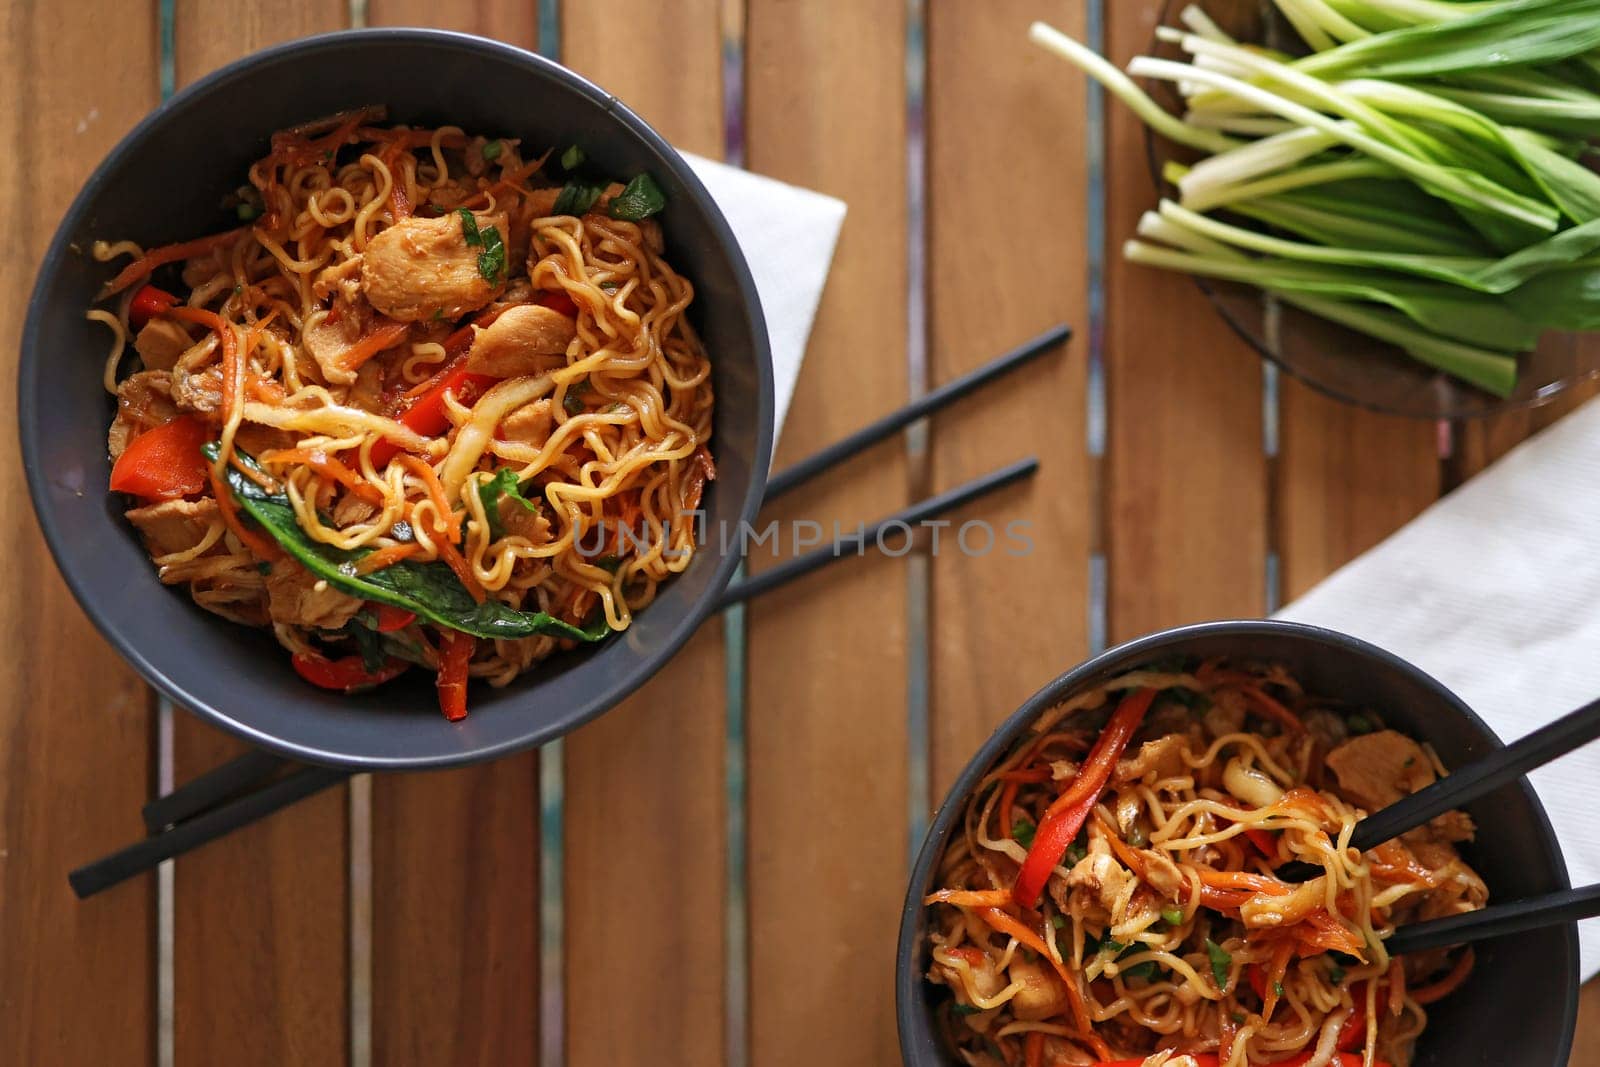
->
[142, 747, 292, 832]
[1278, 695, 1600, 882]
[1387, 882, 1600, 956]
[719, 456, 1039, 608]
[762, 324, 1069, 501]
[68, 764, 347, 899]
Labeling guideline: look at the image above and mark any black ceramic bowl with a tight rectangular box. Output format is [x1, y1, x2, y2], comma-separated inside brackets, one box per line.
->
[896, 620, 1578, 1066]
[20, 30, 773, 769]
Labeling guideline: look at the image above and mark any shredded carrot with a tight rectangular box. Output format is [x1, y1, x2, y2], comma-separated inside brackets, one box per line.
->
[342, 319, 410, 374]
[1196, 869, 1291, 896]
[1296, 909, 1367, 959]
[1094, 812, 1150, 879]
[1263, 936, 1295, 1018]
[923, 888, 1014, 908]
[208, 468, 280, 561]
[1235, 684, 1305, 733]
[434, 536, 485, 603]
[100, 228, 248, 299]
[977, 908, 1111, 1060]
[382, 142, 412, 221]
[260, 447, 386, 507]
[169, 307, 239, 426]
[398, 454, 459, 544]
[1409, 948, 1472, 1005]
[1368, 840, 1440, 889]
[1386, 958, 1405, 1016]
[353, 542, 421, 575]
[1023, 1031, 1044, 1067]
[248, 378, 287, 403]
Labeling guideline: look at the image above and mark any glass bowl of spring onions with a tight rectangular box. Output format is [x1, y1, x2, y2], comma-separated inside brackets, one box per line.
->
[1033, 0, 1600, 418]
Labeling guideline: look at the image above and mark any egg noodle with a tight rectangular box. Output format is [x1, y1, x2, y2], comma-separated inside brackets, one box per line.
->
[92, 107, 713, 717]
[925, 660, 1484, 1067]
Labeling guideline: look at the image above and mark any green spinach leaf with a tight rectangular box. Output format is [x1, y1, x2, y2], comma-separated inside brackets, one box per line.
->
[207, 444, 607, 644]
[608, 173, 666, 221]
[479, 468, 539, 542]
[553, 179, 605, 218]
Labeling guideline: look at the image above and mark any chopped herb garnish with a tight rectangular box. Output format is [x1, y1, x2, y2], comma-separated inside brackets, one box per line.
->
[553, 178, 605, 217]
[1012, 816, 1036, 849]
[608, 172, 666, 221]
[563, 378, 590, 415]
[594, 555, 623, 574]
[1064, 841, 1088, 865]
[233, 284, 243, 295]
[1347, 714, 1374, 735]
[561, 144, 585, 171]
[1329, 961, 1347, 985]
[236, 202, 260, 222]
[1273, 981, 1286, 997]
[432, 307, 444, 321]
[1205, 939, 1232, 991]
[1122, 960, 1158, 981]
[1099, 939, 1124, 956]
[950, 1003, 981, 1017]
[1127, 823, 1148, 848]
[256, 561, 272, 575]
[1050, 914, 1067, 929]
[478, 468, 539, 542]
[456, 208, 506, 285]
[1231, 1011, 1246, 1025]
[481, 139, 503, 161]
[600, 280, 620, 291]
[1160, 906, 1185, 927]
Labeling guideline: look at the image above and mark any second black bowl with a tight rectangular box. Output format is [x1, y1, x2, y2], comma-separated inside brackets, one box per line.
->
[896, 620, 1577, 1066]
[20, 30, 773, 769]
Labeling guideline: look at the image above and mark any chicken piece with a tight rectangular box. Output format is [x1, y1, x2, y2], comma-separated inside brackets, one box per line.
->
[1116, 734, 1187, 784]
[264, 559, 363, 631]
[497, 495, 551, 544]
[108, 371, 178, 459]
[1325, 730, 1435, 812]
[331, 493, 379, 528]
[171, 364, 224, 420]
[1203, 690, 1248, 738]
[302, 301, 407, 387]
[1426, 808, 1476, 844]
[361, 210, 509, 322]
[1005, 958, 1069, 1021]
[499, 398, 555, 447]
[1303, 709, 1350, 752]
[928, 946, 1005, 1003]
[133, 318, 195, 372]
[465, 304, 576, 377]
[523, 186, 561, 219]
[233, 423, 297, 458]
[1067, 828, 1130, 914]
[124, 498, 220, 559]
[1137, 849, 1186, 899]
[312, 255, 364, 305]
[348, 358, 385, 413]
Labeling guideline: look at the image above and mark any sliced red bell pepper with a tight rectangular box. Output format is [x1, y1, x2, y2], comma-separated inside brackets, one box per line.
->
[534, 289, 578, 317]
[1245, 827, 1280, 859]
[129, 284, 178, 328]
[370, 362, 500, 468]
[291, 651, 408, 693]
[109, 414, 210, 500]
[435, 630, 475, 721]
[372, 603, 417, 633]
[1012, 687, 1157, 907]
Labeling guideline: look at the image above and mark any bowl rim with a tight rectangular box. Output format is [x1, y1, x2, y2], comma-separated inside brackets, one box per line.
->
[894, 618, 1579, 1065]
[19, 27, 775, 769]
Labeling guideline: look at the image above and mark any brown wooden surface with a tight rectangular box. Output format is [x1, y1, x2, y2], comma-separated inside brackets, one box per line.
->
[925, 0, 1093, 797]
[1104, 0, 1268, 641]
[0, 3, 159, 1064]
[169, 5, 353, 1066]
[559, 5, 730, 1065]
[744, 3, 910, 1064]
[5, 1, 1600, 1063]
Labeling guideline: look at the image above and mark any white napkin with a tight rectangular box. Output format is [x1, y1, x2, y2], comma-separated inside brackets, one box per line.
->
[683, 153, 846, 446]
[1278, 397, 1600, 978]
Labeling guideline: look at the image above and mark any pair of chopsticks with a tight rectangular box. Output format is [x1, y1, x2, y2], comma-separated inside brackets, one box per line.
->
[1276, 695, 1600, 956]
[68, 323, 1073, 899]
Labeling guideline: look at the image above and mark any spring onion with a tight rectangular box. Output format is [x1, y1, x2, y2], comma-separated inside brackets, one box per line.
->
[1029, 0, 1600, 397]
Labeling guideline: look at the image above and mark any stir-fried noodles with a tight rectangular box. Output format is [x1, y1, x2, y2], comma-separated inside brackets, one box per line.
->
[925, 659, 1484, 1067]
[92, 107, 714, 719]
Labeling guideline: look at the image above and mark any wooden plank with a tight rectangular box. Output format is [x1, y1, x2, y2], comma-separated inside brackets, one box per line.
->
[170, 5, 351, 1066]
[1105, 3, 1267, 640]
[1276, 381, 1439, 603]
[356, 7, 541, 1066]
[1450, 381, 1600, 483]
[0, 4, 159, 1064]
[744, 3, 909, 1064]
[557, 5, 728, 1065]
[366, 0, 537, 42]
[370, 765, 539, 1065]
[925, 1, 1093, 797]
[1575, 982, 1600, 1066]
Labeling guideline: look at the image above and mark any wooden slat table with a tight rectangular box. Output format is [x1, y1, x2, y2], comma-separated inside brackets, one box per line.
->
[2, 1, 1597, 1064]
